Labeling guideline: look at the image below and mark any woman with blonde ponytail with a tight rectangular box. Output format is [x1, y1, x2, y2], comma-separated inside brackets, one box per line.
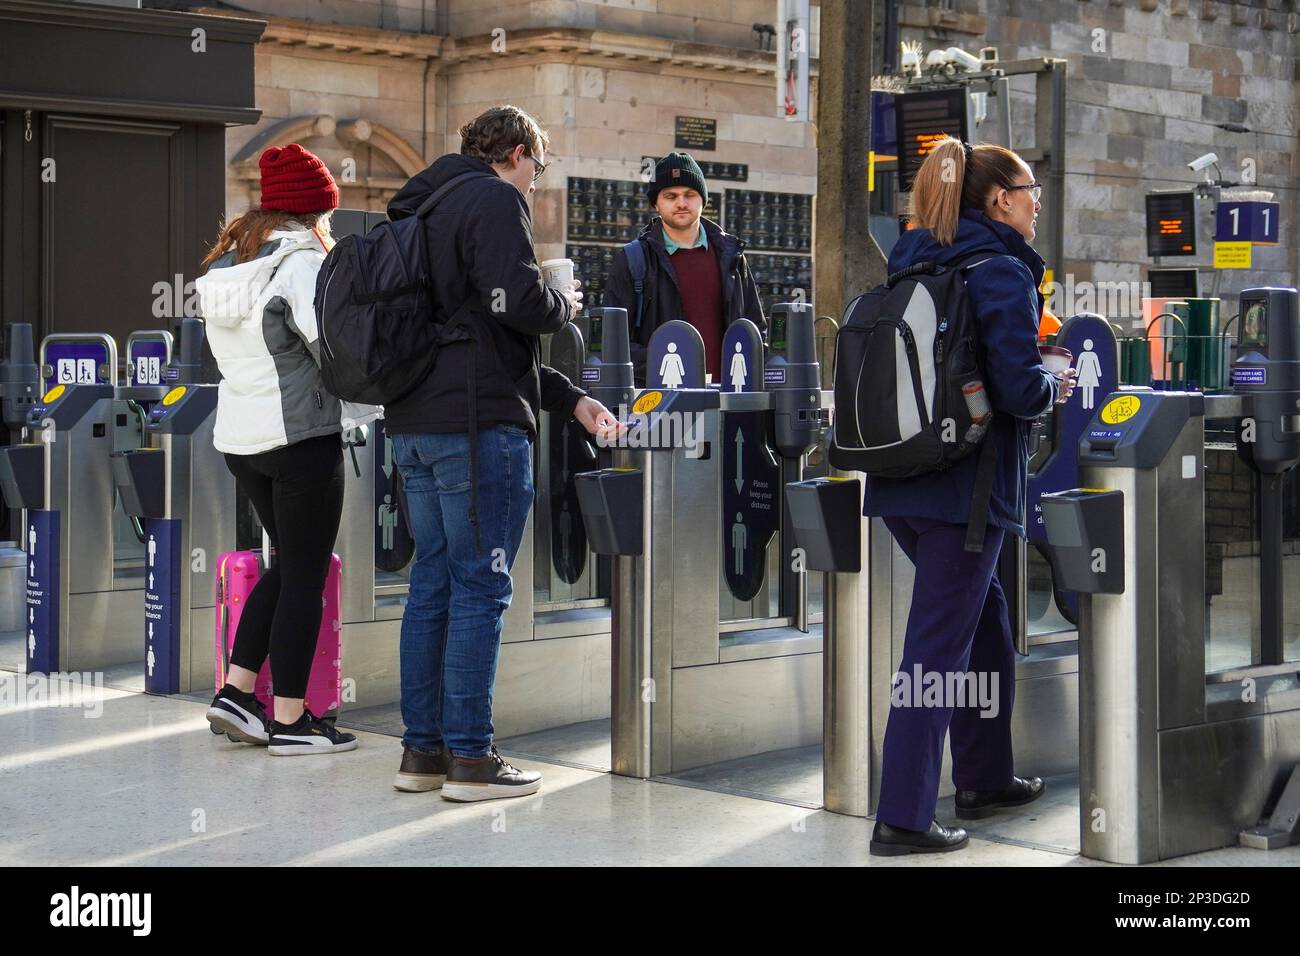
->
[866, 137, 1078, 856]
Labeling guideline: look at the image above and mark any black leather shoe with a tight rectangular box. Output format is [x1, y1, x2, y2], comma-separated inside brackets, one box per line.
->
[393, 743, 452, 792]
[955, 775, 1045, 820]
[869, 820, 969, 856]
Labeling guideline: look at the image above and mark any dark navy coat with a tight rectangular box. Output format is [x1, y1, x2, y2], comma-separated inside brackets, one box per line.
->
[862, 209, 1058, 537]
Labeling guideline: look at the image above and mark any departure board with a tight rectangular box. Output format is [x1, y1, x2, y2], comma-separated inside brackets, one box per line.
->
[895, 87, 969, 192]
[1145, 190, 1197, 257]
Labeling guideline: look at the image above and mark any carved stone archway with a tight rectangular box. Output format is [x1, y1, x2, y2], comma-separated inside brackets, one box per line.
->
[230, 114, 424, 196]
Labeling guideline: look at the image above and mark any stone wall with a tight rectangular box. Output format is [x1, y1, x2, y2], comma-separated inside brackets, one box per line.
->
[438, 41, 817, 261]
[895, 0, 1299, 310]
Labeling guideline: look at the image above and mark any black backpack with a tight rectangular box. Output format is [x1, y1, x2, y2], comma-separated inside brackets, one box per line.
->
[314, 171, 490, 405]
[829, 254, 1000, 552]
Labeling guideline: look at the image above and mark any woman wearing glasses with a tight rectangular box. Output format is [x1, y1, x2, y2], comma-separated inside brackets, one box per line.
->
[865, 137, 1078, 855]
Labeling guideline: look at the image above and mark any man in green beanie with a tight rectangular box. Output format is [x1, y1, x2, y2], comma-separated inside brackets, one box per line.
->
[603, 151, 765, 384]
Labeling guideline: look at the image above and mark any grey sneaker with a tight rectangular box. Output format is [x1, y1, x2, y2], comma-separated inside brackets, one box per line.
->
[441, 746, 542, 802]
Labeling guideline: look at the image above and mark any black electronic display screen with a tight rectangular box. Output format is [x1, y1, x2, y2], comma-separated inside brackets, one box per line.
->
[1145, 191, 1197, 257]
[894, 88, 969, 193]
[588, 313, 603, 353]
[1147, 267, 1200, 299]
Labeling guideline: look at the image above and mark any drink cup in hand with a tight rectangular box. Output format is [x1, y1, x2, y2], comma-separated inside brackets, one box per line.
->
[561, 277, 583, 317]
[540, 257, 575, 290]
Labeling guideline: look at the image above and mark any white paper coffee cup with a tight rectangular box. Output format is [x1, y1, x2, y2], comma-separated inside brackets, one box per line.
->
[540, 258, 575, 290]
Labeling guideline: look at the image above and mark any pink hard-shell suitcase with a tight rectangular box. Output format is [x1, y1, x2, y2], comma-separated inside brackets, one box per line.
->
[214, 550, 343, 719]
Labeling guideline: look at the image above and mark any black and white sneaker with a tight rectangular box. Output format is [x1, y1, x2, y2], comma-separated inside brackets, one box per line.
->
[441, 746, 542, 802]
[206, 685, 270, 745]
[267, 708, 358, 756]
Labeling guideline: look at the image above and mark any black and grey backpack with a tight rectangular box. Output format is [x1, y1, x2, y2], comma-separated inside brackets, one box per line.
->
[829, 254, 1001, 551]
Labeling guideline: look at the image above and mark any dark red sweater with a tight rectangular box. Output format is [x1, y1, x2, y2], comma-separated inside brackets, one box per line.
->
[667, 245, 724, 381]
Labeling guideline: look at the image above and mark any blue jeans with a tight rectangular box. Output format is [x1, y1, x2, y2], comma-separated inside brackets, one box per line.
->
[393, 425, 533, 757]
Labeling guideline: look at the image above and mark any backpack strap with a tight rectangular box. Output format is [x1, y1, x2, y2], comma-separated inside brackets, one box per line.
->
[623, 239, 648, 337]
[412, 171, 492, 219]
[963, 437, 998, 553]
[956, 250, 1011, 553]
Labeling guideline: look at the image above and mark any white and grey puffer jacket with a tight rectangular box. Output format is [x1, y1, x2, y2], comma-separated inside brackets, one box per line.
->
[196, 226, 381, 455]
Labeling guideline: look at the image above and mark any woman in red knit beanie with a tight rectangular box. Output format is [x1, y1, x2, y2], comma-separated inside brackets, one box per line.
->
[197, 144, 378, 756]
[202, 143, 341, 268]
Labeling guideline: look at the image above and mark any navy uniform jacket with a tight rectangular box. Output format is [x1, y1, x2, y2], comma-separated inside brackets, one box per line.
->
[862, 209, 1058, 537]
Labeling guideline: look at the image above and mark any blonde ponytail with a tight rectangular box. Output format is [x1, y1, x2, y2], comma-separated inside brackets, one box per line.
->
[908, 137, 968, 246]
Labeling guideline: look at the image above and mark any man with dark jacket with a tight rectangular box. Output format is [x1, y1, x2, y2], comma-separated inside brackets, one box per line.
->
[601, 152, 766, 384]
[383, 105, 619, 802]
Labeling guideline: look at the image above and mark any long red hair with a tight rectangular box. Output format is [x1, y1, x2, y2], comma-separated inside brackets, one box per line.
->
[201, 208, 333, 271]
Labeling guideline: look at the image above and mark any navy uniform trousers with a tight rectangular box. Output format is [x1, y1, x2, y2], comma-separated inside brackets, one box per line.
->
[876, 515, 1018, 832]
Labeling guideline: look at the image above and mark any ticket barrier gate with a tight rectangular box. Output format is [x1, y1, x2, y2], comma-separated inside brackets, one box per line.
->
[111, 320, 235, 694]
[0, 324, 42, 644]
[577, 304, 828, 778]
[0, 333, 142, 675]
[1004, 313, 1121, 652]
[1044, 287, 1300, 862]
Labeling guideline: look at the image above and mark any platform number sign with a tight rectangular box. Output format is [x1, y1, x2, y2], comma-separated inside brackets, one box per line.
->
[1215, 201, 1280, 245]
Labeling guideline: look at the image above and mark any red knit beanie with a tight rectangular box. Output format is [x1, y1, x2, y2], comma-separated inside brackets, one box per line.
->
[258, 144, 339, 214]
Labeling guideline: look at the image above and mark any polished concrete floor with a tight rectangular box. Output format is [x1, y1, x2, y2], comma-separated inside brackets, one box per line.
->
[3, 671, 1299, 867]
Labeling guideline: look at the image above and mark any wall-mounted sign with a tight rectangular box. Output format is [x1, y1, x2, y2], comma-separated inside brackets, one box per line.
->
[675, 115, 718, 151]
[1213, 241, 1252, 270]
[1215, 200, 1280, 245]
[1145, 190, 1197, 257]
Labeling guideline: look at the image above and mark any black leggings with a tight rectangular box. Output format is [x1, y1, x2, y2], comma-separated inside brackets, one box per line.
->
[224, 433, 344, 699]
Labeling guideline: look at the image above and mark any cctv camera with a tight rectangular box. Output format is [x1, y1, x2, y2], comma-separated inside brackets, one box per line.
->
[1188, 152, 1218, 173]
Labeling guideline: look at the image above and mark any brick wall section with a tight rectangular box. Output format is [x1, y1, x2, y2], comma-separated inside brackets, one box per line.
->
[896, 0, 1299, 302]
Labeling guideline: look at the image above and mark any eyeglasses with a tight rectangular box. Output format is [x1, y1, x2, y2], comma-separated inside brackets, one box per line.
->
[1006, 181, 1042, 202]
[525, 153, 547, 183]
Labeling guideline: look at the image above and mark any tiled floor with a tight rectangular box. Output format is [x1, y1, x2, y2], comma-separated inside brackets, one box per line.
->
[3, 672, 1298, 867]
